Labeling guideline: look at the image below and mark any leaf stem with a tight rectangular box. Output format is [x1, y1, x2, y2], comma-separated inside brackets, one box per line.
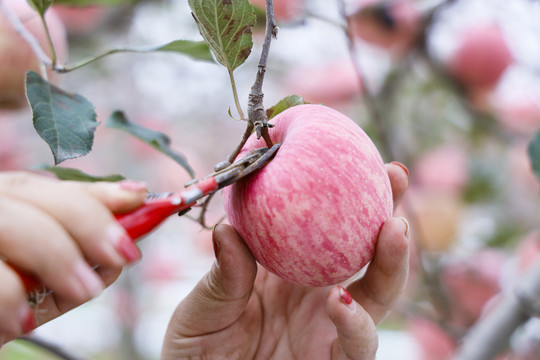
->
[39, 13, 58, 68]
[228, 69, 247, 121]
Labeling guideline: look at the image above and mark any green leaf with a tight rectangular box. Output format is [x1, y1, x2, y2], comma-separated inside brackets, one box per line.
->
[66, 40, 213, 71]
[528, 131, 540, 183]
[26, 71, 98, 165]
[266, 95, 309, 120]
[36, 165, 125, 182]
[26, 0, 52, 15]
[188, 0, 256, 72]
[152, 40, 214, 61]
[107, 111, 195, 178]
[51, 0, 137, 6]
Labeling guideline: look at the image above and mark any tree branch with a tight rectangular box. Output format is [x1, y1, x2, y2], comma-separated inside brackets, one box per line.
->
[453, 261, 540, 360]
[228, 0, 277, 163]
[248, 0, 278, 148]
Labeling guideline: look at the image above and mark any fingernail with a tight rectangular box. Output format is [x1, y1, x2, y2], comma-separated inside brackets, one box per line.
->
[74, 260, 105, 298]
[116, 234, 141, 263]
[18, 305, 37, 334]
[118, 180, 147, 192]
[108, 225, 141, 263]
[391, 161, 409, 177]
[212, 224, 221, 266]
[338, 286, 356, 311]
[399, 217, 410, 238]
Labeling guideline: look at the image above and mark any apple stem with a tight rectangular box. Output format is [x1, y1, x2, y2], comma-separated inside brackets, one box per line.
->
[227, 122, 254, 164]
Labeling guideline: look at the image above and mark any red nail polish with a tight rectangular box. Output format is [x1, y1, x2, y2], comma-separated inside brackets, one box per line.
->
[338, 285, 353, 305]
[20, 307, 37, 334]
[391, 161, 409, 177]
[212, 225, 221, 265]
[118, 180, 147, 192]
[117, 235, 141, 263]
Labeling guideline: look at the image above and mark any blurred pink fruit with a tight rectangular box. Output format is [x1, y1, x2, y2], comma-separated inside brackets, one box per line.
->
[0, 0, 68, 108]
[413, 145, 468, 193]
[448, 24, 513, 92]
[53, 5, 107, 36]
[515, 232, 540, 274]
[495, 96, 540, 136]
[285, 59, 362, 106]
[406, 188, 463, 252]
[349, 0, 421, 56]
[408, 317, 456, 360]
[442, 249, 506, 326]
[250, 0, 304, 22]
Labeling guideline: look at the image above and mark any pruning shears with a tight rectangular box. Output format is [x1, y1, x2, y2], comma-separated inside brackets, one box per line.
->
[15, 143, 281, 300]
[116, 143, 281, 239]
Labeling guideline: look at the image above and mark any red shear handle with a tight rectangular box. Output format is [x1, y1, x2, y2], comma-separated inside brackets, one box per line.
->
[115, 197, 193, 240]
[12, 176, 220, 296]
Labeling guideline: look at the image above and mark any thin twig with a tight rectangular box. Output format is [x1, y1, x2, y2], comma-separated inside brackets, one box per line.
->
[336, 0, 373, 101]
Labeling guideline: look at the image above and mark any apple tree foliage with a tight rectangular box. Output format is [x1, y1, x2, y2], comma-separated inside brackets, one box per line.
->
[22, 0, 306, 181]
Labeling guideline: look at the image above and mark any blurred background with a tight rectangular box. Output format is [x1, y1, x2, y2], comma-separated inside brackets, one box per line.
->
[1, 0, 540, 358]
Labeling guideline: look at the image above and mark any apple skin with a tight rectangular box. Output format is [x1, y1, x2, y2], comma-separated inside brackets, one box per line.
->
[0, 0, 68, 108]
[223, 104, 393, 286]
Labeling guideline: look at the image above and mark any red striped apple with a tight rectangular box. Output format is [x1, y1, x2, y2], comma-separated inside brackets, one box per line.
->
[223, 104, 393, 286]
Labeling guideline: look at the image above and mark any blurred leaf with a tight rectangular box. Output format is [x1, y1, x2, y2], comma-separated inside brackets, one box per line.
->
[52, 0, 137, 6]
[107, 111, 195, 178]
[528, 131, 540, 183]
[0, 339, 60, 360]
[485, 223, 525, 249]
[26, 0, 52, 14]
[266, 95, 308, 120]
[26, 71, 98, 165]
[36, 165, 125, 182]
[68, 40, 214, 70]
[153, 40, 214, 61]
[188, 0, 256, 72]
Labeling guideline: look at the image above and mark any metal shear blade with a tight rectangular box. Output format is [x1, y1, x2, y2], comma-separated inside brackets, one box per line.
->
[209, 142, 281, 189]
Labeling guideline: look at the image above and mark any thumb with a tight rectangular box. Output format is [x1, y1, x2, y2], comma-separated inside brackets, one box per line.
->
[327, 286, 379, 360]
[164, 224, 257, 338]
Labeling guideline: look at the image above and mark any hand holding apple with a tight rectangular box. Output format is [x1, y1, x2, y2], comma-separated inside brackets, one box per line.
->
[161, 162, 409, 360]
[224, 104, 393, 286]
